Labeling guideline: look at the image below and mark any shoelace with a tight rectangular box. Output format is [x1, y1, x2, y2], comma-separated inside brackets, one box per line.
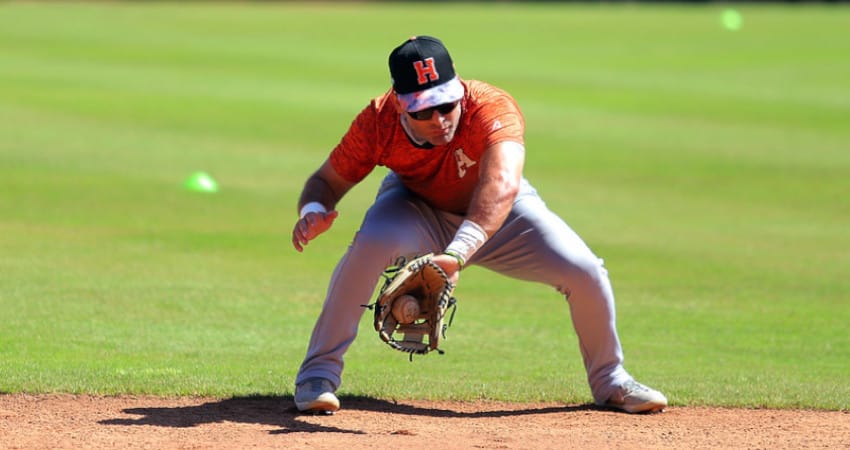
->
[622, 379, 650, 395]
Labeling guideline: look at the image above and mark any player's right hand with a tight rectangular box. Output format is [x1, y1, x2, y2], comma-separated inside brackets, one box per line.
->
[292, 210, 339, 252]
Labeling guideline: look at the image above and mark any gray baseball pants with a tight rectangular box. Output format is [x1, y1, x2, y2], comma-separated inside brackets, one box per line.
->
[296, 173, 632, 404]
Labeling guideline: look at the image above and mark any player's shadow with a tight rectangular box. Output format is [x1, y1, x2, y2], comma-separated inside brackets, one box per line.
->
[98, 395, 597, 434]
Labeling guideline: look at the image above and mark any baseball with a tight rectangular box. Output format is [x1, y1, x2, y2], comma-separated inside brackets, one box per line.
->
[392, 294, 420, 324]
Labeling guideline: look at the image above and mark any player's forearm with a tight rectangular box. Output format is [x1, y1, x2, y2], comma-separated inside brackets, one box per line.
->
[297, 174, 341, 213]
[443, 177, 517, 269]
[444, 141, 524, 266]
[296, 160, 355, 214]
[465, 141, 524, 236]
[466, 176, 519, 236]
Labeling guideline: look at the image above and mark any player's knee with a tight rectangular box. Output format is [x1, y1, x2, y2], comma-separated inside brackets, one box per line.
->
[577, 256, 610, 285]
[556, 256, 611, 300]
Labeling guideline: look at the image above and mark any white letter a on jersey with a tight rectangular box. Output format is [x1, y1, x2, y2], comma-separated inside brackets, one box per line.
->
[454, 148, 477, 178]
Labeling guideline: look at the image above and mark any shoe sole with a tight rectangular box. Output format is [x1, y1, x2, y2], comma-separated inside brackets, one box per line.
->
[611, 401, 666, 414]
[296, 395, 340, 414]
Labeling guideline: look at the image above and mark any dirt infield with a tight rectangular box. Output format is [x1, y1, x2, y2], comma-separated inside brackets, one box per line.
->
[1, 394, 848, 449]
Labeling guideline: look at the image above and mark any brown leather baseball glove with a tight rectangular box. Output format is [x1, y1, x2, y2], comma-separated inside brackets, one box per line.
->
[368, 253, 457, 357]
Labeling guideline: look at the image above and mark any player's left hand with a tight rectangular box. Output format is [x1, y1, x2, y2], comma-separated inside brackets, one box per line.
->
[431, 253, 461, 285]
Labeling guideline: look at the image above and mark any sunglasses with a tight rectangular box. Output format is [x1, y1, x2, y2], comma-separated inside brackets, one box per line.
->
[407, 101, 459, 121]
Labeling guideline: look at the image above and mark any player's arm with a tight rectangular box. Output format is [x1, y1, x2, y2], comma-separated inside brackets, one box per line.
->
[465, 140, 525, 236]
[434, 140, 525, 276]
[292, 159, 357, 252]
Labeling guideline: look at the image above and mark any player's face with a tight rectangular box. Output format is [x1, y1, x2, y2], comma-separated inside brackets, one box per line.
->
[405, 101, 461, 146]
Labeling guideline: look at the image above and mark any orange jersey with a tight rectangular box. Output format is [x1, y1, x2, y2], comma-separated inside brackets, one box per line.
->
[329, 79, 525, 214]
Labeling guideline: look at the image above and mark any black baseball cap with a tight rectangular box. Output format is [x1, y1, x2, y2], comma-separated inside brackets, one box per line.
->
[388, 36, 464, 112]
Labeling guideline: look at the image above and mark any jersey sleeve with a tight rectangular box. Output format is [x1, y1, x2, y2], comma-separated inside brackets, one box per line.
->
[329, 102, 380, 183]
[468, 85, 525, 149]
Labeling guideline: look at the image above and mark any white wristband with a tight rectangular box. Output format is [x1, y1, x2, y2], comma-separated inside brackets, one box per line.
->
[299, 201, 327, 219]
[445, 219, 488, 265]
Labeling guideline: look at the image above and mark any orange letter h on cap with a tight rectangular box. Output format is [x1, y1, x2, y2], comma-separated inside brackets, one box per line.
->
[413, 58, 439, 85]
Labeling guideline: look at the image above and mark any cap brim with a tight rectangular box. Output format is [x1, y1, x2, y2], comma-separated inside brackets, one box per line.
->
[397, 77, 464, 112]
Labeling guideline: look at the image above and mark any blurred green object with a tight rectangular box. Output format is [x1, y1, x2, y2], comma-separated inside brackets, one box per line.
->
[722, 9, 743, 31]
[184, 171, 219, 193]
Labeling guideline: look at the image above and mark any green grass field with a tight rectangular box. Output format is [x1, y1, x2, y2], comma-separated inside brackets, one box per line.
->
[1, 2, 848, 410]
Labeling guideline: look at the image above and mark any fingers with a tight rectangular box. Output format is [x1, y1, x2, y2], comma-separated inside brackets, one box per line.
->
[291, 210, 338, 252]
[291, 225, 306, 252]
[291, 216, 314, 252]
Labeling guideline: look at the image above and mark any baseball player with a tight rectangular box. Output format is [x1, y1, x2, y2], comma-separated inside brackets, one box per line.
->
[291, 36, 667, 414]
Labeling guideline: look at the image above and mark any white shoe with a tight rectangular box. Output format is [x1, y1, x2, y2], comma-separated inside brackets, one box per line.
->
[602, 379, 667, 413]
[294, 378, 340, 413]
